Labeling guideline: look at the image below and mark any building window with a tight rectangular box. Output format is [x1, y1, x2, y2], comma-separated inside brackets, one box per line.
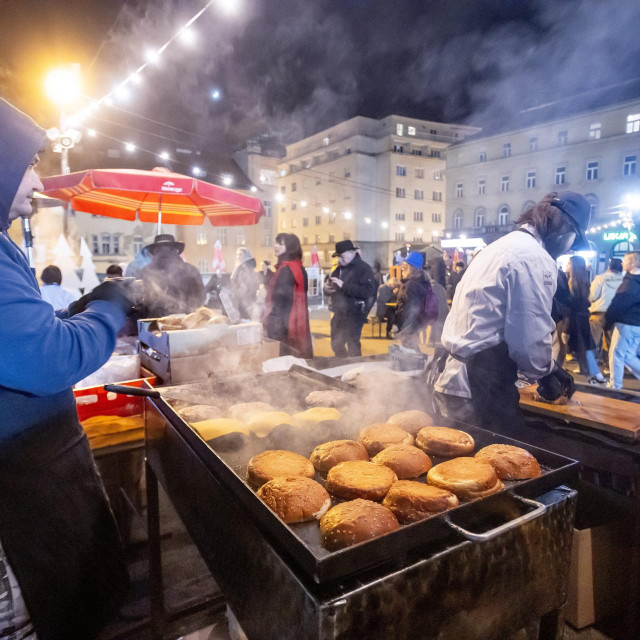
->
[502, 142, 511, 158]
[557, 130, 568, 146]
[133, 235, 143, 255]
[329, 234, 335, 243]
[586, 161, 599, 181]
[236, 229, 246, 246]
[408, 126, 416, 136]
[433, 170, 442, 180]
[415, 189, 424, 200]
[344, 168, 351, 178]
[291, 203, 297, 211]
[101, 233, 111, 255]
[456, 183, 463, 198]
[474, 208, 485, 228]
[281, 185, 286, 193]
[395, 213, 405, 221]
[196, 232, 208, 246]
[315, 215, 322, 225]
[91, 234, 99, 254]
[589, 123, 602, 140]
[263, 229, 272, 247]
[501, 175, 510, 192]
[393, 144, 403, 153]
[479, 151, 487, 162]
[555, 167, 566, 185]
[429, 149, 441, 158]
[217, 227, 227, 245]
[432, 212, 442, 223]
[413, 211, 423, 221]
[433, 191, 442, 201]
[330, 212, 336, 224]
[430, 129, 437, 135]
[346, 147, 352, 154]
[395, 232, 405, 241]
[291, 182, 296, 192]
[585, 193, 599, 217]
[453, 210, 463, 229]
[477, 179, 486, 195]
[112, 235, 120, 254]
[263, 200, 272, 217]
[498, 205, 510, 226]
[415, 168, 424, 179]
[412, 148, 423, 156]
[396, 188, 406, 198]
[281, 206, 286, 213]
[413, 235, 423, 243]
[343, 232, 351, 240]
[626, 114, 640, 134]
[291, 217, 297, 228]
[526, 171, 537, 189]
[302, 236, 308, 246]
[396, 165, 406, 176]
[198, 259, 209, 274]
[529, 137, 538, 152]
[314, 235, 320, 244]
[303, 217, 309, 227]
[522, 200, 536, 214]
[396, 123, 404, 136]
[623, 154, 637, 176]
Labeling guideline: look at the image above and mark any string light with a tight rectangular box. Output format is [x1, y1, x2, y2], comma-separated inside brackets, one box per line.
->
[87, 129, 97, 137]
[125, 142, 136, 152]
[159, 151, 170, 160]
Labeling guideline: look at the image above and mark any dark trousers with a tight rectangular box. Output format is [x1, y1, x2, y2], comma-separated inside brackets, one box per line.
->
[331, 313, 365, 358]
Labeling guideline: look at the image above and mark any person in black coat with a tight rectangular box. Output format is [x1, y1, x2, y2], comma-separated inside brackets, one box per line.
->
[376, 278, 400, 338]
[395, 252, 433, 352]
[231, 247, 258, 319]
[324, 240, 377, 357]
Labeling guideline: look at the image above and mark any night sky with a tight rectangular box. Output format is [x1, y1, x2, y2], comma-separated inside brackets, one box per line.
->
[2, 0, 640, 167]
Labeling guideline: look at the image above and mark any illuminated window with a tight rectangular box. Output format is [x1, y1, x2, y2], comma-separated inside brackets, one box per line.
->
[408, 126, 416, 136]
[589, 123, 601, 140]
[623, 155, 637, 176]
[396, 123, 404, 136]
[626, 114, 640, 134]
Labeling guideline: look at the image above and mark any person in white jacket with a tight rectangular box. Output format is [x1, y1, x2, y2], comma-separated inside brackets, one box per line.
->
[589, 257, 624, 365]
[429, 192, 591, 434]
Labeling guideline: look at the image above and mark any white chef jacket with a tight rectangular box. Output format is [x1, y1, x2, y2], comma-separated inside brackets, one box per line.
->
[435, 224, 557, 398]
[39, 283, 80, 311]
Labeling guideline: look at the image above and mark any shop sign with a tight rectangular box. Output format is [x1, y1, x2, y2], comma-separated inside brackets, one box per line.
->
[602, 230, 637, 242]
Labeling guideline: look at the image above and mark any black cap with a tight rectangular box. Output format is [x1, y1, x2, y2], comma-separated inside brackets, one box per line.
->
[332, 239, 357, 257]
[551, 191, 591, 251]
[144, 233, 185, 255]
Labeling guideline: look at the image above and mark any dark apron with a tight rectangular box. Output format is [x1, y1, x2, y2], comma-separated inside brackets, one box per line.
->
[428, 342, 525, 435]
[0, 399, 129, 639]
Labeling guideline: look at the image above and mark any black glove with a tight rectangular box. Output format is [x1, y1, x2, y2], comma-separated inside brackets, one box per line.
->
[68, 280, 135, 317]
[537, 362, 575, 401]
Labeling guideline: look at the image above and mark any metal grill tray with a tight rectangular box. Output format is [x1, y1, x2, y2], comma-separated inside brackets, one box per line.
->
[151, 368, 578, 584]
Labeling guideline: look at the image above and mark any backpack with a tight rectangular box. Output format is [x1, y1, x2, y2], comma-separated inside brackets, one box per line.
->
[423, 283, 439, 323]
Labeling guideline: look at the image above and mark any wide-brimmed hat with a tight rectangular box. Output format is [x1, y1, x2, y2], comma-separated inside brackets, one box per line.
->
[551, 191, 591, 251]
[145, 233, 185, 255]
[332, 239, 357, 257]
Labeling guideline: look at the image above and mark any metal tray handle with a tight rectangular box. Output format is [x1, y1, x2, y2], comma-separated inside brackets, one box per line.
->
[442, 495, 547, 542]
[103, 384, 161, 399]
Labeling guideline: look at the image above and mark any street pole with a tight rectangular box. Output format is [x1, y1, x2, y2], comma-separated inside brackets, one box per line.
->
[59, 106, 70, 237]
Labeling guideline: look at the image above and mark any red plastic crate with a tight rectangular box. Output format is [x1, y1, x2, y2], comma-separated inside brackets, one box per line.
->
[74, 377, 156, 422]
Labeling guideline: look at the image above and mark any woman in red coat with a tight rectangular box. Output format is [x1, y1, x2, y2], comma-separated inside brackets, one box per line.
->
[263, 233, 313, 358]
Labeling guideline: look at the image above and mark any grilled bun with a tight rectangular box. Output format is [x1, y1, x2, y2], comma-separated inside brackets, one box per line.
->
[245, 411, 293, 437]
[247, 450, 315, 489]
[228, 402, 275, 422]
[427, 457, 504, 500]
[191, 418, 247, 440]
[415, 426, 475, 457]
[358, 424, 414, 456]
[257, 476, 331, 523]
[305, 389, 351, 408]
[320, 499, 399, 550]
[293, 407, 341, 425]
[179, 404, 223, 422]
[310, 440, 369, 474]
[326, 460, 397, 501]
[372, 444, 432, 479]
[387, 410, 434, 437]
[382, 481, 459, 524]
[475, 444, 541, 480]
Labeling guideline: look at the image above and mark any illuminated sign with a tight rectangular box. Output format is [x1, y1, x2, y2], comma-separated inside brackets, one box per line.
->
[602, 230, 637, 242]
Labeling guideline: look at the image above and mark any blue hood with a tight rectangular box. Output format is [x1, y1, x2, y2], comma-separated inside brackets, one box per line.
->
[0, 98, 46, 231]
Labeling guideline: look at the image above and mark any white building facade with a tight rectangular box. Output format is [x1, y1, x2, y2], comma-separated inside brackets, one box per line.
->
[276, 115, 479, 268]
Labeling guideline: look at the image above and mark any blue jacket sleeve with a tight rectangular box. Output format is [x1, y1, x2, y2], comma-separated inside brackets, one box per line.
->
[0, 254, 125, 395]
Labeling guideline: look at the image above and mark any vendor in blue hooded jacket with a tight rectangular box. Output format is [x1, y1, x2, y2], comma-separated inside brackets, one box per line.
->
[0, 98, 133, 639]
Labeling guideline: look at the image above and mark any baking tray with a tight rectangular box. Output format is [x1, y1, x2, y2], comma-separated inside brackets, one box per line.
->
[148, 368, 579, 584]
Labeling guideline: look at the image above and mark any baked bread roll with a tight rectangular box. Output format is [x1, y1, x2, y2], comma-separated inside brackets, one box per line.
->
[475, 444, 541, 480]
[320, 499, 399, 550]
[310, 440, 369, 474]
[245, 411, 293, 437]
[427, 457, 504, 500]
[247, 450, 315, 489]
[358, 424, 414, 456]
[257, 476, 331, 523]
[293, 407, 341, 425]
[372, 444, 432, 479]
[382, 481, 459, 523]
[326, 460, 397, 501]
[228, 402, 275, 422]
[179, 404, 223, 423]
[191, 418, 247, 440]
[415, 426, 475, 457]
[387, 410, 433, 437]
[305, 389, 351, 408]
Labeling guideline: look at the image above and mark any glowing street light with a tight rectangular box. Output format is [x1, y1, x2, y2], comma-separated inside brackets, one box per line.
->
[114, 85, 130, 101]
[275, 193, 284, 202]
[322, 206, 329, 214]
[300, 200, 307, 207]
[211, 89, 221, 101]
[159, 151, 170, 160]
[218, 0, 240, 15]
[344, 211, 352, 220]
[145, 49, 160, 64]
[45, 67, 82, 105]
[381, 221, 389, 229]
[125, 142, 136, 153]
[623, 193, 640, 211]
[192, 166, 202, 176]
[87, 129, 97, 137]
[250, 185, 258, 193]
[178, 26, 195, 45]
[222, 174, 233, 186]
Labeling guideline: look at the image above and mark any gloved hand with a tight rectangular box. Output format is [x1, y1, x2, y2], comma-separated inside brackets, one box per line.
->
[537, 362, 575, 401]
[68, 280, 135, 317]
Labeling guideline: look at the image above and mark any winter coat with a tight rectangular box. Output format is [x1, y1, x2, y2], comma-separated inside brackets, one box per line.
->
[396, 274, 433, 334]
[231, 257, 258, 319]
[589, 270, 625, 313]
[0, 99, 129, 638]
[141, 250, 205, 317]
[376, 284, 397, 317]
[325, 254, 377, 316]
[567, 287, 595, 352]
[605, 273, 640, 328]
[431, 281, 449, 323]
